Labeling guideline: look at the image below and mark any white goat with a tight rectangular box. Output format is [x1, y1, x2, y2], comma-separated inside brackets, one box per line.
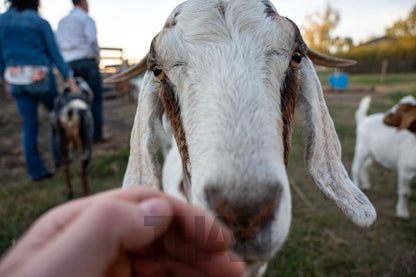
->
[106, 0, 376, 275]
[352, 95, 416, 220]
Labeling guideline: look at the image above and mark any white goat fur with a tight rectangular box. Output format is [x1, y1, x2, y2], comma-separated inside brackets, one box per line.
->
[118, 1, 376, 275]
[352, 95, 416, 219]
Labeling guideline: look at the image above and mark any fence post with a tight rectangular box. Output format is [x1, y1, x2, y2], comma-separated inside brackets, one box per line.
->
[380, 59, 389, 83]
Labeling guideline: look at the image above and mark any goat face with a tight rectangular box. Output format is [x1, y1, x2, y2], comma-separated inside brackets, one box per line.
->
[107, 0, 376, 269]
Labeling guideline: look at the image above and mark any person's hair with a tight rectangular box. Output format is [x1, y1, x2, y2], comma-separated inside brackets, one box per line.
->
[9, 0, 39, 11]
[72, 0, 83, 6]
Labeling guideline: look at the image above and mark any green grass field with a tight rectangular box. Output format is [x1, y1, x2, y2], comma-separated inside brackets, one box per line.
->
[1, 73, 416, 276]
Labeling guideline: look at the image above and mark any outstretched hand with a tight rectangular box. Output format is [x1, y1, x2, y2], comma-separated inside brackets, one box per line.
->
[67, 77, 81, 93]
[0, 186, 245, 277]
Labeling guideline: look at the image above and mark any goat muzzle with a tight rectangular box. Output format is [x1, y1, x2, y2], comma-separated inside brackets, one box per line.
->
[205, 184, 281, 241]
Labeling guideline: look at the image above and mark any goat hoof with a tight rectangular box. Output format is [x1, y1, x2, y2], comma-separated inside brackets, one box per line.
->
[396, 212, 410, 220]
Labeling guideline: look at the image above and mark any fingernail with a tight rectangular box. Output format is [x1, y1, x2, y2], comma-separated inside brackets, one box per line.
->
[140, 198, 171, 216]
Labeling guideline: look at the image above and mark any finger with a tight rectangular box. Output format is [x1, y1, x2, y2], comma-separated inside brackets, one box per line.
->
[162, 235, 246, 277]
[1, 187, 171, 265]
[132, 256, 204, 277]
[18, 187, 166, 242]
[114, 187, 235, 252]
[132, 252, 245, 277]
[191, 251, 246, 277]
[22, 197, 174, 277]
[67, 186, 234, 252]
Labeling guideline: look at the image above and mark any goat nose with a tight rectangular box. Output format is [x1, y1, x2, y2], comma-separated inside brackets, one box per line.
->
[205, 184, 281, 241]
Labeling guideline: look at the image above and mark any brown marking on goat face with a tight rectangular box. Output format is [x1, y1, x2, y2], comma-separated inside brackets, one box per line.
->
[384, 103, 416, 133]
[148, 38, 191, 193]
[280, 67, 301, 166]
[157, 79, 192, 184]
[59, 112, 83, 151]
[279, 21, 305, 166]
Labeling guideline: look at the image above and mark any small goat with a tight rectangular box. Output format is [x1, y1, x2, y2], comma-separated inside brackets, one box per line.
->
[50, 77, 94, 199]
[352, 95, 416, 220]
[106, 1, 376, 275]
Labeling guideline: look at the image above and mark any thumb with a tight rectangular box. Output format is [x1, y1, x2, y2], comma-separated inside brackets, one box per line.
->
[26, 198, 174, 277]
[122, 197, 174, 251]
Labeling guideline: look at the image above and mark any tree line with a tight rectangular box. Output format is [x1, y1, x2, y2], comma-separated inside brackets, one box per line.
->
[302, 5, 416, 73]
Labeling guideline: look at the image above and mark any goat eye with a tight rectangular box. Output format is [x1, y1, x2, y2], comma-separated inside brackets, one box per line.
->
[153, 66, 166, 81]
[290, 53, 303, 68]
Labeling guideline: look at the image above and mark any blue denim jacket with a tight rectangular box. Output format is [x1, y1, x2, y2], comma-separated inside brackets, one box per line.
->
[0, 8, 73, 80]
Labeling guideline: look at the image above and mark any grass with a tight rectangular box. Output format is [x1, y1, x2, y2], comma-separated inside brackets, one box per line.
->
[0, 150, 129, 254]
[318, 71, 416, 95]
[1, 73, 416, 275]
[265, 88, 416, 277]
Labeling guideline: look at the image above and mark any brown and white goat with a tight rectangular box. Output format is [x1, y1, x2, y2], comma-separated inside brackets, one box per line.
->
[352, 95, 416, 220]
[106, 0, 376, 275]
[51, 78, 94, 199]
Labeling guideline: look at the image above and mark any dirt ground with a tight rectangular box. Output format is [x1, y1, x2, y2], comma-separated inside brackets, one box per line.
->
[0, 84, 137, 183]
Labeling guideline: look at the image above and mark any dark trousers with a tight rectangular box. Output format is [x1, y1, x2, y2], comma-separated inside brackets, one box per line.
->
[69, 59, 103, 140]
[9, 71, 58, 179]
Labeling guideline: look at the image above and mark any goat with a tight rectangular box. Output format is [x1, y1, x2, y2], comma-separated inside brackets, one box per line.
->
[105, 1, 376, 275]
[352, 95, 416, 220]
[50, 77, 94, 199]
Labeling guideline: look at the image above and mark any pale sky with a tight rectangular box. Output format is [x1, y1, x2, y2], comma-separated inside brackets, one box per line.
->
[1, 0, 415, 60]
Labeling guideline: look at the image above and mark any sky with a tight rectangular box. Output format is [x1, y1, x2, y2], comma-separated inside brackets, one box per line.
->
[1, 0, 415, 60]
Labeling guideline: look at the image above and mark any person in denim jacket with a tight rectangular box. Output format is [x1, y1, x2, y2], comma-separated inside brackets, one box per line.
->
[0, 0, 79, 181]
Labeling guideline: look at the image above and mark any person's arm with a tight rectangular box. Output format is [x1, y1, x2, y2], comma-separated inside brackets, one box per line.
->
[0, 39, 11, 99]
[2, 81, 11, 99]
[84, 17, 100, 62]
[39, 19, 79, 92]
[0, 32, 4, 80]
[0, 186, 245, 277]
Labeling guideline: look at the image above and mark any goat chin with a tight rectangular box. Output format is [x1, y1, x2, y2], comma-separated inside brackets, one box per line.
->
[116, 1, 375, 275]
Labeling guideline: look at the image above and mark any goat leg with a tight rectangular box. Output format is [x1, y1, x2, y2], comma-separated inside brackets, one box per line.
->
[81, 159, 89, 196]
[63, 144, 73, 199]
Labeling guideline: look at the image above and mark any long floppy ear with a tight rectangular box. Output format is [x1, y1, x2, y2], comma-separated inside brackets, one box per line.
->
[383, 112, 402, 127]
[297, 58, 376, 227]
[122, 71, 164, 188]
[397, 109, 416, 131]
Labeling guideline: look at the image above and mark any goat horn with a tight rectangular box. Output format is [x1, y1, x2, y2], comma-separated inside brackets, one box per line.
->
[104, 53, 149, 84]
[307, 47, 357, 68]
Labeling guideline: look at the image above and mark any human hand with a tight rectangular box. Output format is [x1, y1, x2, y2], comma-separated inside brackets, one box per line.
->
[67, 77, 81, 93]
[0, 187, 245, 277]
[3, 82, 12, 100]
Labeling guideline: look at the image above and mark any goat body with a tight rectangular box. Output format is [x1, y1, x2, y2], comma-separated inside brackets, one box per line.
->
[352, 96, 416, 219]
[106, 1, 376, 275]
[51, 78, 94, 199]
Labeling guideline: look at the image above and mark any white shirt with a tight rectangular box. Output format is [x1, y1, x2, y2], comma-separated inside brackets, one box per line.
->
[56, 7, 100, 63]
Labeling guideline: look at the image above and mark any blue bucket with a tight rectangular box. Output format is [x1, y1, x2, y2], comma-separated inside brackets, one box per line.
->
[329, 73, 349, 90]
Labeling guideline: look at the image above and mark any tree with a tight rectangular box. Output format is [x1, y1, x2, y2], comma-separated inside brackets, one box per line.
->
[302, 3, 340, 54]
[386, 6, 416, 38]
[332, 36, 354, 54]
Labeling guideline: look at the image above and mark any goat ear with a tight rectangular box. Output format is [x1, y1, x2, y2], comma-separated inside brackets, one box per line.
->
[397, 109, 416, 131]
[383, 112, 401, 127]
[123, 71, 164, 189]
[297, 58, 376, 227]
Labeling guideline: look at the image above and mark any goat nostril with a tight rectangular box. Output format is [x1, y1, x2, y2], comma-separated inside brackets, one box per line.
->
[205, 184, 281, 240]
